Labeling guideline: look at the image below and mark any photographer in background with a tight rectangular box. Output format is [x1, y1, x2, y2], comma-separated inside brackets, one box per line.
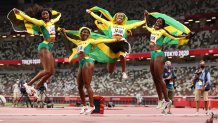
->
[162, 61, 176, 114]
[36, 83, 48, 106]
[12, 79, 21, 107]
[193, 60, 211, 114]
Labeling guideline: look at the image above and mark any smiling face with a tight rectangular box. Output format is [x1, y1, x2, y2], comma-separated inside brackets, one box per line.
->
[115, 13, 125, 25]
[154, 18, 164, 30]
[41, 10, 50, 22]
[80, 29, 90, 41]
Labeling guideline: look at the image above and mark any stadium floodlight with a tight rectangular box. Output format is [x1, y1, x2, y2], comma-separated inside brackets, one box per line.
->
[184, 22, 189, 24]
[2, 35, 7, 38]
[195, 20, 200, 23]
[212, 17, 216, 20]
[21, 35, 26, 37]
[188, 19, 193, 22]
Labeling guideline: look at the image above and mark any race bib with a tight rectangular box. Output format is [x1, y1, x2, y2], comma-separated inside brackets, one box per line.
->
[150, 34, 157, 44]
[48, 25, 55, 35]
[198, 80, 203, 86]
[111, 27, 124, 36]
[77, 45, 84, 53]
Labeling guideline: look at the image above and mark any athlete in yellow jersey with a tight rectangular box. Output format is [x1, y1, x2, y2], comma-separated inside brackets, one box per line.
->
[60, 27, 121, 114]
[87, 9, 145, 79]
[13, 4, 61, 98]
[144, 11, 190, 110]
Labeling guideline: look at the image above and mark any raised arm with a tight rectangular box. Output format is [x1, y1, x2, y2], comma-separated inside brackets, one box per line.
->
[14, 8, 44, 26]
[51, 10, 61, 23]
[61, 28, 80, 45]
[125, 20, 146, 30]
[86, 9, 110, 26]
[143, 10, 153, 32]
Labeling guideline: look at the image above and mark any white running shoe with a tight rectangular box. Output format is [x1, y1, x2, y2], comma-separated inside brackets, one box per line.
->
[161, 100, 172, 110]
[80, 106, 87, 114]
[33, 89, 39, 99]
[23, 83, 32, 95]
[84, 106, 95, 115]
[156, 100, 164, 109]
[122, 72, 128, 79]
[208, 112, 214, 118]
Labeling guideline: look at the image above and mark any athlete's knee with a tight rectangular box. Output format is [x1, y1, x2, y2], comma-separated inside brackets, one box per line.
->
[84, 84, 92, 90]
[43, 70, 53, 76]
[77, 85, 83, 91]
[77, 82, 84, 89]
[107, 64, 115, 73]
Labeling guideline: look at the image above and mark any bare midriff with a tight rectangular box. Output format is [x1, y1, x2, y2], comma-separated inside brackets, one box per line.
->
[149, 42, 161, 51]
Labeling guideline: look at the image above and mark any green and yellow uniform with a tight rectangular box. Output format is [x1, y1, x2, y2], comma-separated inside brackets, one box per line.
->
[8, 9, 61, 51]
[63, 32, 117, 66]
[144, 18, 185, 60]
[90, 11, 145, 55]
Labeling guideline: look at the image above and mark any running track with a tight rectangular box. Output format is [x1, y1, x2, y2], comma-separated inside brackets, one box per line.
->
[0, 106, 216, 123]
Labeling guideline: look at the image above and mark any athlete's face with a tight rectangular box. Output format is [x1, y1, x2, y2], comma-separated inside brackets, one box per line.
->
[41, 11, 50, 22]
[116, 14, 124, 24]
[80, 29, 90, 41]
[154, 19, 163, 30]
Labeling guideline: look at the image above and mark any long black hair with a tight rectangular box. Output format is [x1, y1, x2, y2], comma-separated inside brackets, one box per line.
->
[24, 4, 52, 20]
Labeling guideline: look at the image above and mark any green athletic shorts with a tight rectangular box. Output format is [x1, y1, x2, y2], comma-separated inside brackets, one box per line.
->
[79, 58, 94, 67]
[150, 50, 165, 60]
[38, 41, 54, 51]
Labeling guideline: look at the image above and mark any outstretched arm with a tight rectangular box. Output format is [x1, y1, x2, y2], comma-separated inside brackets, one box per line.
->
[14, 8, 44, 26]
[51, 10, 61, 23]
[86, 9, 110, 26]
[125, 20, 146, 30]
[163, 30, 186, 40]
[60, 28, 80, 45]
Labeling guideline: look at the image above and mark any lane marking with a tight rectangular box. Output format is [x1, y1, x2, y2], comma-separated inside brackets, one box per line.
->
[0, 114, 208, 117]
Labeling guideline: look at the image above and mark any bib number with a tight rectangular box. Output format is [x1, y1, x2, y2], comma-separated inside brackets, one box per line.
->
[112, 27, 124, 37]
[150, 34, 157, 44]
[77, 45, 84, 53]
[48, 25, 55, 35]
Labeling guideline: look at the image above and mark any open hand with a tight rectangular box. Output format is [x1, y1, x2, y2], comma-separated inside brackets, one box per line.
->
[13, 8, 20, 14]
[60, 28, 65, 33]
[86, 9, 91, 14]
[185, 32, 192, 39]
[144, 10, 149, 16]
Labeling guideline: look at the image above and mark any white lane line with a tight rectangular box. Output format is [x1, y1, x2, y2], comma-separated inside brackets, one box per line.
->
[0, 114, 208, 117]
